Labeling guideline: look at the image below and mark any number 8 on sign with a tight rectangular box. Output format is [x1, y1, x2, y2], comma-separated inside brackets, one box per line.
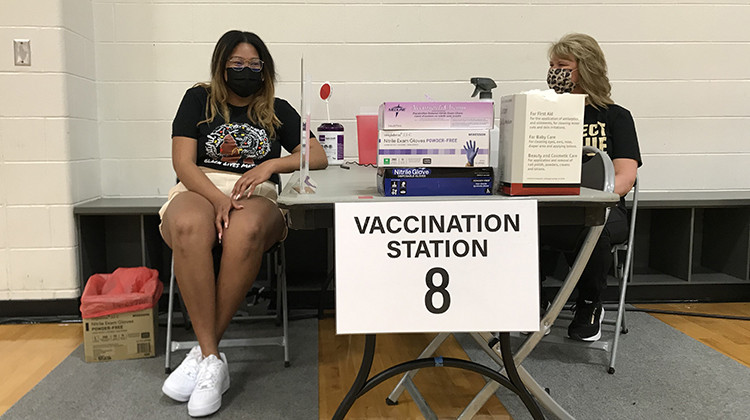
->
[425, 267, 450, 314]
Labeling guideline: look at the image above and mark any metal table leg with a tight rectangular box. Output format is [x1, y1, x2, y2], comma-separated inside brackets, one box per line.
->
[333, 333, 545, 420]
[333, 335, 377, 420]
[386, 332, 451, 406]
[459, 224, 605, 420]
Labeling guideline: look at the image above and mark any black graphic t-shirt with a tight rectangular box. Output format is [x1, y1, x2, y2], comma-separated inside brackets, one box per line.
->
[171, 86, 303, 184]
[583, 103, 642, 167]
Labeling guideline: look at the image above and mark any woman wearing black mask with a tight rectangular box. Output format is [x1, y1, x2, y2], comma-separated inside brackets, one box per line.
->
[159, 30, 326, 417]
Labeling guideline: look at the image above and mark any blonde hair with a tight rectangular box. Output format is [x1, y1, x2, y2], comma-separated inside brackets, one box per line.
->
[549, 33, 614, 109]
[199, 30, 280, 138]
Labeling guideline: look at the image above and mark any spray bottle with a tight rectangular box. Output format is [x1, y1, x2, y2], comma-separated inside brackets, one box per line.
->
[470, 77, 500, 187]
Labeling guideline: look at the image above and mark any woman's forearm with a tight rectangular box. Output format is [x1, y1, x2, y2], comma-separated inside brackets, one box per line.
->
[612, 158, 638, 197]
[174, 160, 226, 204]
[171, 137, 226, 204]
[262, 152, 325, 175]
[266, 141, 329, 174]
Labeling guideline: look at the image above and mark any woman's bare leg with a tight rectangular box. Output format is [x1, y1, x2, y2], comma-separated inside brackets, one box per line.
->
[161, 192, 221, 357]
[214, 197, 285, 340]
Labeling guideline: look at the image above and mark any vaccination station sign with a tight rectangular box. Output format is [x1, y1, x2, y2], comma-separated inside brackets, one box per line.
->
[335, 200, 539, 334]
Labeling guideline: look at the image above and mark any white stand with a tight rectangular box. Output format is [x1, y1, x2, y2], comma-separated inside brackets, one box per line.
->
[293, 56, 317, 194]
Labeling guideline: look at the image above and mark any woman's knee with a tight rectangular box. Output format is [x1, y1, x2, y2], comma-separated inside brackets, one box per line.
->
[164, 207, 215, 248]
[223, 204, 283, 252]
[223, 218, 267, 253]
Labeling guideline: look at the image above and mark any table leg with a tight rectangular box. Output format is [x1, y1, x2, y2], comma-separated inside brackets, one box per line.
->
[386, 332, 451, 405]
[515, 224, 604, 363]
[319, 228, 335, 319]
[460, 224, 605, 419]
[332, 334, 377, 420]
[497, 333, 545, 419]
[517, 366, 575, 420]
[333, 333, 545, 419]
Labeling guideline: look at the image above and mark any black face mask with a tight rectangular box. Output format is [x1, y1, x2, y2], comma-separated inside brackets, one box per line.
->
[226, 68, 263, 97]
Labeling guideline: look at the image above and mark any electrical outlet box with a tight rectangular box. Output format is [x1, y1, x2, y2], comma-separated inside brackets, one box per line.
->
[14, 39, 31, 66]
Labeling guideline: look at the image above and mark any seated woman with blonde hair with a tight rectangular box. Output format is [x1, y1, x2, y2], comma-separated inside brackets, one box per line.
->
[541, 33, 642, 341]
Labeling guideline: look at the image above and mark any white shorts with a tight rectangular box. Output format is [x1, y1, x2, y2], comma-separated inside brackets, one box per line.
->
[158, 168, 288, 240]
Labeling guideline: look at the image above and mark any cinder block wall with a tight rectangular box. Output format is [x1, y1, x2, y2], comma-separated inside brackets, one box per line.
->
[0, 0, 98, 300]
[93, 1, 750, 196]
[1, 0, 749, 300]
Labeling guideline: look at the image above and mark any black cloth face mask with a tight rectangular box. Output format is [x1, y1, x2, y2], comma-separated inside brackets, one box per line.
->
[226, 68, 263, 97]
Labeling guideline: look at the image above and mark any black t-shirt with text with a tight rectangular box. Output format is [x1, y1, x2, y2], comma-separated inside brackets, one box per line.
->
[583, 103, 642, 208]
[172, 86, 303, 184]
[583, 103, 642, 167]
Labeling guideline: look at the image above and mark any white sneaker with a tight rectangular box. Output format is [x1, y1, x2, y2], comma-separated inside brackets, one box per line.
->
[188, 353, 230, 417]
[162, 345, 203, 402]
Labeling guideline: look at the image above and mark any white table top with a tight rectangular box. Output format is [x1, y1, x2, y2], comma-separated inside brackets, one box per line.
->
[278, 165, 619, 208]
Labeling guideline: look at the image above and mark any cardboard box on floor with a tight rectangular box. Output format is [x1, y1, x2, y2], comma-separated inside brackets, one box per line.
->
[82, 307, 156, 363]
[498, 90, 586, 195]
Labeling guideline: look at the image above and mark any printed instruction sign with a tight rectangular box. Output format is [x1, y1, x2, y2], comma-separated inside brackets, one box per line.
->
[335, 200, 539, 334]
[499, 90, 585, 195]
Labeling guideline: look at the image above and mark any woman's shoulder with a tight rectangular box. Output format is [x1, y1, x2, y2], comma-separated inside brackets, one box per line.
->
[184, 84, 210, 100]
[273, 97, 294, 111]
[273, 97, 299, 119]
[605, 103, 633, 117]
[588, 103, 633, 122]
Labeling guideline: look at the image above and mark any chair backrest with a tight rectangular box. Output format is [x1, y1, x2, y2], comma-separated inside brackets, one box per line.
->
[580, 145, 615, 194]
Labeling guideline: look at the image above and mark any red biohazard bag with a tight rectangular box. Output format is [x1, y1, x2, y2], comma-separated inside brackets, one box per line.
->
[80, 267, 163, 319]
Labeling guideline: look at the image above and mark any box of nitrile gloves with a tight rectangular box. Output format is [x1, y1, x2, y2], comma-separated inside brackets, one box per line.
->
[82, 308, 156, 362]
[379, 102, 495, 130]
[377, 167, 494, 196]
[378, 129, 490, 167]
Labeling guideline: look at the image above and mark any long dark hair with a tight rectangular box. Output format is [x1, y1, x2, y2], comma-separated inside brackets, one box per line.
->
[199, 30, 280, 137]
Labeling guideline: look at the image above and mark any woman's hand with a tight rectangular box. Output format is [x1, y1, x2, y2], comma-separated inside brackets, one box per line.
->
[210, 194, 244, 243]
[231, 161, 276, 200]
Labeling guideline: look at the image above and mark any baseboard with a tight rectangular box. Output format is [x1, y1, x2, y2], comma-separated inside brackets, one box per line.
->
[619, 283, 750, 303]
[3, 284, 747, 321]
[542, 283, 750, 304]
[0, 299, 81, 320]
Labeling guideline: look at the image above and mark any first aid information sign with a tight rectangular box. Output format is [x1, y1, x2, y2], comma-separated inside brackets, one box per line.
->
[335, 200, 539, 334]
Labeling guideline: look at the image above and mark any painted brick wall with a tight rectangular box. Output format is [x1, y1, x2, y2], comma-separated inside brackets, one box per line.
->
[0, 0, 98, 299]
[93, 0, 750, 196]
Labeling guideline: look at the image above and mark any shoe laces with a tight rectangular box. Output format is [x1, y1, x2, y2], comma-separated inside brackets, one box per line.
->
[180, 346, 203, 379]
[195, 355, 223, 390]
[571, 301, 598, 325]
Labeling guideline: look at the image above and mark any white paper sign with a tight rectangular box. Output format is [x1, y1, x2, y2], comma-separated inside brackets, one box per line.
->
[335, 200, 539, 334]
[499, 90, 585, 194]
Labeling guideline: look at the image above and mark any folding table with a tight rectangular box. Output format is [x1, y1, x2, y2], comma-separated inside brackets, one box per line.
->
[278, 165, 618, 419]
